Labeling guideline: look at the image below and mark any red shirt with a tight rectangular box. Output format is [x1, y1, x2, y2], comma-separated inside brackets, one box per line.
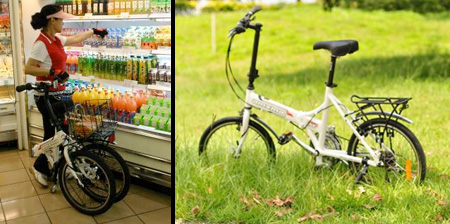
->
[35, 31, 67, 92]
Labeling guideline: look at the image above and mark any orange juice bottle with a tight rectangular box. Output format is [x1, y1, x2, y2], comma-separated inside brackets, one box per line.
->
[80, 86, 88, 104]
[127, 95, 137, 112]
[72, 87, 81, 103]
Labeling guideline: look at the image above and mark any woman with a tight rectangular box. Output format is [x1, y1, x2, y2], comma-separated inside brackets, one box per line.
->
[25, 4, 108, 187]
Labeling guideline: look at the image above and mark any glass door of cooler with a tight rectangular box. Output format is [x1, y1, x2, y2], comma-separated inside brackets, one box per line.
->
[0, 0, 17, 143]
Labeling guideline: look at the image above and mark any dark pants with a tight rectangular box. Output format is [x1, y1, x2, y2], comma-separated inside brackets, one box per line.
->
[33, 95, 73, 176]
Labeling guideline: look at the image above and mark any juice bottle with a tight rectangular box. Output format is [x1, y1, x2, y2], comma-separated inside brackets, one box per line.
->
[78, 54, 84, 75]
[92, 0, 99, 15]
[107, 0, 114, 15]
[127, 95, 137, 113]
[81, 0, 87, 15]
[132, 55, 140, 81]
[115, 0, 121, 14]
[65, 54, 71, 73]
[126, 0, 132, 13]
[132, 0, 138, 14]
[144, 0, 150, 13]
[77, 0, 83, 15]
[86, 0, 92, 14]
[72, 54, 79, 74]
[120, 0, 126, 13]
[72, 0, 77, 15]
[126, 55, 133, 80]
[80, 86, 89, 104]
[98, 89, 106, 104]
[138, 56, 147, 84]
[72, 87, 80, 104]
[121, 56, 127, 80]
[98, 0, 105, 15]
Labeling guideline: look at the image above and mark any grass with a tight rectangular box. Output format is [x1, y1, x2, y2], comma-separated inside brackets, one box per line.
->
[176, 4, 450, 223]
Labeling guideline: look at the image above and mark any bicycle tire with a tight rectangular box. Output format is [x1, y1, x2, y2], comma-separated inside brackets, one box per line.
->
[347, 118, 426, 183]
[58, 150, 116, 215]
[199, 116, 276, 165]
[83, 143, 131, 202]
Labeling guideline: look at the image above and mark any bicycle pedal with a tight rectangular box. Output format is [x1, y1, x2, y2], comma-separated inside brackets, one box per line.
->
[354, 164, 369, 185]
[278, 131, 293, 145]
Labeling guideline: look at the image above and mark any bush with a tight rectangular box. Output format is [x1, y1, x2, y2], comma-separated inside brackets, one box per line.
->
[323, 0, 450, 13]
[175, 0, 196, 14]
[202, 1, 260, 12]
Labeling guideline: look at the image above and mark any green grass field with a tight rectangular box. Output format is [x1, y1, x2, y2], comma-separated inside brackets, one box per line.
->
[176, 4, 450, 223]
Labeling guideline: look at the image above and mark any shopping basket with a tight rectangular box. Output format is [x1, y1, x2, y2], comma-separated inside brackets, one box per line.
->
[68, 99, 117, 140]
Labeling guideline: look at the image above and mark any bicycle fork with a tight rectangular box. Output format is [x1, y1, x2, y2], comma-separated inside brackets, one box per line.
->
[234, 105, 252, 158]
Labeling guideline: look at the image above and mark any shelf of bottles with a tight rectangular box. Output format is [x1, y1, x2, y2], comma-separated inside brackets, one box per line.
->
[0, 1, 11, 80]
[55, 0, 171, 20]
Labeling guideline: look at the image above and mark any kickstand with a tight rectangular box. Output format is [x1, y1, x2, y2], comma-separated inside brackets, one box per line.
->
[354, 158, 369, 185]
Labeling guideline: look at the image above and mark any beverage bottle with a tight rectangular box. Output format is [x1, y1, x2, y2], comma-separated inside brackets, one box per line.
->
[111, 92, 118, 120]
[120, 0, 126, 13]
[78, 53, 84, 75]
[93, 53, 99, 77]
[131, 0, 137, 14]
[81, 0, 87, 15]
[87, 0, 92, 13]
[126, 55, 133, 80]
[65, 54, 71, 73]
[98, 89, 106, 104]
[72, 0, 77, 15]
[127, 95, 137, 123]
[77, 0, 83, 15]
[143, 0, 150, 13]
[139, 56, 147, 84]
[73, 54, 79, 74]
[107, 0, 114, 15]
[72, 87, 80, 104]
[133, 55, 140, 81]
[98, 0, 105, 15]
[80, 86, 88, 105]
[115, 0, 121, 14]
[117, 93, 126, 122]
[92, 0, 99, 15]
[126, 0, 132, 13]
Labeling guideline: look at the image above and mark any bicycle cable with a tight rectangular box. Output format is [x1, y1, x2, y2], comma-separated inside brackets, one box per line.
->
[226, 34, 245, 102]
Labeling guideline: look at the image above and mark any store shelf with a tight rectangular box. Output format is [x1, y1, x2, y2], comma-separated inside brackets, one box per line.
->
[64, 46, 171, 56]
[64, 13, 171, 22]
[147, 84, 171, 92]
[0, 77, 13, 86]
[70, 74, 171, 92]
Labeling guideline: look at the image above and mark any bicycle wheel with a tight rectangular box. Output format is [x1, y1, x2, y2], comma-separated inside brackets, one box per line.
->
[58, 150, 116, 215]
[348, 118, 426, 183]
[199, 116, 275, 165]
[83, 143, 131, 202]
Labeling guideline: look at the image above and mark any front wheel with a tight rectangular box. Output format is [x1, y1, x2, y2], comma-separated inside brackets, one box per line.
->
[348, 118, 426, 183]
[199, 116, 276, 165]
[58, 150, 116, 215]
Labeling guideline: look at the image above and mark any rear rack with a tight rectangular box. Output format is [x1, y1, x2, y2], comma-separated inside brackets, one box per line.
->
[350, 95, 411, 122]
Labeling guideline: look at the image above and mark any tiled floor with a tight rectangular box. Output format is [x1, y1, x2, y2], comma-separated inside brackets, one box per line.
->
[0, 146, 171, 224]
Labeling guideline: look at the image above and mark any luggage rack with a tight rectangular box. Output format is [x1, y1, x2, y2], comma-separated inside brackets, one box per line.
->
[349, 95, 412, 122]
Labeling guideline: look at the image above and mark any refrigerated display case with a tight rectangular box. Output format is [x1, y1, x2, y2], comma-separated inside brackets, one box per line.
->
[0, 0, 18, 143]
[21, 0, 172, 187]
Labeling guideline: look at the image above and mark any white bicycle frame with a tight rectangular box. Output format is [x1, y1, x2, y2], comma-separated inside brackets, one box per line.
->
[237, 86, 385, 167]
[32, 130, 85, 187]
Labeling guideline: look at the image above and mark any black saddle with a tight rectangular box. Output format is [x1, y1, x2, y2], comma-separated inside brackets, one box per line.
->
[313, 40, 359, 57]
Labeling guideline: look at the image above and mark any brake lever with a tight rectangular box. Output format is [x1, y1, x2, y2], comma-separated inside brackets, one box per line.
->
[227, 29, 236, 38]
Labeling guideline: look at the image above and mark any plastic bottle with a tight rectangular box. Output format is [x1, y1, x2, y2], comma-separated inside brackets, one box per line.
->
[72, 87, 81, 104]
[126, 55, 133, 80]
[114, 0, 121, 14]
[132, 0, 138, 14]
[144, 0, 150, 13]
[120, 0, 126, 13]
[126, 0, 132, 13]
[133, 55, 140, 81]
[86, 0, 92, 13]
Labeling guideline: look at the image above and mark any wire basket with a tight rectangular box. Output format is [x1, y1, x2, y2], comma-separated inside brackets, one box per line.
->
[68, 99, 118, 140]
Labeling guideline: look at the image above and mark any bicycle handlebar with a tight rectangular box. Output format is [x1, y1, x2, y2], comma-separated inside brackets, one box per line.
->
[228, 5, 262, 37]
[15, 81, 53, 93]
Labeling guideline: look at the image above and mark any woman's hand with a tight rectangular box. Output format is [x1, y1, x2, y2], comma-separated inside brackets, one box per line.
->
[92, 28, 108, 38]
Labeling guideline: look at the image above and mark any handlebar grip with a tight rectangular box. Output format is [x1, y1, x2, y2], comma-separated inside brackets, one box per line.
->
[250, 5, 262, 14]
[16, 83, 32, 92]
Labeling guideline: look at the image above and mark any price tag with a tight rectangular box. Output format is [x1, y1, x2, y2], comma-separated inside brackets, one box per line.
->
[84, 13, 93, 18]
[120, 12, 130, 18]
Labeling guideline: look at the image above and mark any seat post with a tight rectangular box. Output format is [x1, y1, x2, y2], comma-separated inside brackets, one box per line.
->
[326, 56, 338, 88]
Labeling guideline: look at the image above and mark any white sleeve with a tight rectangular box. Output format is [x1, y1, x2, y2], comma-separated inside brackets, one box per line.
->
[56, 34, 67, 46]
[29, 41, 48, 63]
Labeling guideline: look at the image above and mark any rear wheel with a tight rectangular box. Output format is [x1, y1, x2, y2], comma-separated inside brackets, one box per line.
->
[199, 116, 275, 165]
[348, 118, 426, 183]
[83, 143, 131, 202]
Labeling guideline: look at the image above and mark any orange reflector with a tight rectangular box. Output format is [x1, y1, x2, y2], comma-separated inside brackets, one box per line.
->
[405, 159, 412, 181]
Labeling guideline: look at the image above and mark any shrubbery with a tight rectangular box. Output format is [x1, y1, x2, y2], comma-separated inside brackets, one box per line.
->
[323, 0, 450, 13]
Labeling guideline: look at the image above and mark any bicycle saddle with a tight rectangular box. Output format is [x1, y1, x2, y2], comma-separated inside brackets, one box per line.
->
[313, 40, 359, 57]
